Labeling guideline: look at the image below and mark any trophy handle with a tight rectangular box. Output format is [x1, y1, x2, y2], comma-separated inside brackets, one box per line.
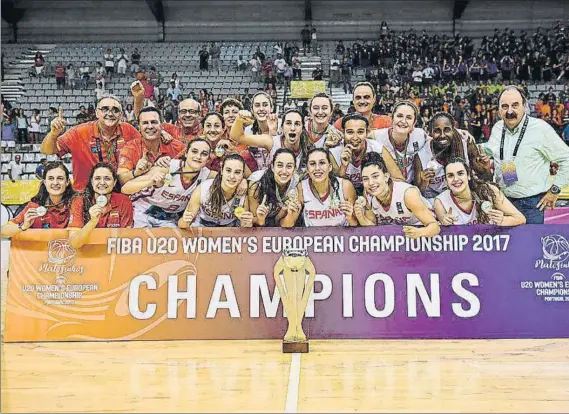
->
[298, 259, 316, 312]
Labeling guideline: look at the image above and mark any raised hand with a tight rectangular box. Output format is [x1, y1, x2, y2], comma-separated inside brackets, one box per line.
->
[256, 195, 270, 223]
[267, 113, 279, 135]
[340, 145, 353, 167]
[130, 80, 144, 100]
[88, 204, 105, 222]
[237, 110, 254, 126]
[134, 158, 152, 177]
[440, 206, 458, 226]
[50, 106, 67, 136]
[239, 211, 254, 227]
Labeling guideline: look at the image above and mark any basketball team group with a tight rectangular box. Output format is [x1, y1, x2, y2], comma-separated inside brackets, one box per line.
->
[3, 80, 569, 248]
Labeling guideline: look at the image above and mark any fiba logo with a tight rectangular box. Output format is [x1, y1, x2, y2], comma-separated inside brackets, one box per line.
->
[551, 273, 565, 281]
[535, 235, 569, 270]
[47, 239, 76, 266]
[38, 239, 85, 276]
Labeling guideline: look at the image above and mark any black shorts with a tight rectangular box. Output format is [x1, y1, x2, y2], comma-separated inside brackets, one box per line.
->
[105, 66, 114, 74]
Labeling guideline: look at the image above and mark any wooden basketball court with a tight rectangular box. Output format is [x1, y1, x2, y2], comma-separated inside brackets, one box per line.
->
[1, 338, 568, 412]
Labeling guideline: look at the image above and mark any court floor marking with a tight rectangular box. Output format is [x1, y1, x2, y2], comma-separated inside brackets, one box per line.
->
[285, 353, 301, 413]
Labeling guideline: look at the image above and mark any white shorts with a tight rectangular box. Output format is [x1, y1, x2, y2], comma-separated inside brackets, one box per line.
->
[133, 208, 178, 228]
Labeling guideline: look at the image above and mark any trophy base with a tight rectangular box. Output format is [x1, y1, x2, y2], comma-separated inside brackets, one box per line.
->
[283, 341, 309, 353]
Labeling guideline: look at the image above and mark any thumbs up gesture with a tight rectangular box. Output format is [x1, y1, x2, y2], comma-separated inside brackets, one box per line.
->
[50, 106, 67, 136]
[256, 194, 270, 225]
[441, 206, 458, 226]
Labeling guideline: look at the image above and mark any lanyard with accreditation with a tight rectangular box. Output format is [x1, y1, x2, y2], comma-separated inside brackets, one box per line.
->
[499, 116, 529, 186]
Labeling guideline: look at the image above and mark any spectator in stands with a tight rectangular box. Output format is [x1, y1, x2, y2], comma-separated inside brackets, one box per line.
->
[335, 40, 345, 57]
[237, 55, 247, 71]
[66, 64, 76, 90]
[41, 95, 141, 191]
[312, 64, 323, 81]
[104, 48, 115, 80]
[265, 83, 277, 103]
[68, 162, 134, 248]
[265, 72, 276, 90]
[35, 158, 47, 180]
[166, 81, 182, 101]
[340, 58, 352, 94]
[16, 109, 28, 144]
[199, 45, 210, 72]
[95, 61, 106, 91]
[292, 52, 301, 80]
[301, 25, 311, 55]
[34, 52, 45, 77]
[124, 104, 136, 125]
[1, 117, 16, 151]
[8, 155, 23, 182]
[484, 86, 569, 224]
[283, 99, 296, 112]
[1, 162, 74, 237]
[28, 109, 41, 144]
[210, 42, 221, 73]
[76, 105, 89, 124]
[79, 61, 90, 90]
[117, 106, 185, 185]
[311, 27, 318, 54]
[55, 62, 66, 90]
[131, 48, 141, 76]
[116, 48, 129, 77]
[274, 54, 286, 85]
[249, 54, 261, 80]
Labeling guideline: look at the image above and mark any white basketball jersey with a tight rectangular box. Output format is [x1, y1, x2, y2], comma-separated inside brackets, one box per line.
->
[131, 160, 211, 214]
[195, 178, 245, 227]
[435, 190, 478, 225]
[245, 124, 272, 170]
[372, 127, 429, 183]
[248, 168, 300, 221]
[367, 181, 423, 225]
[330, 139, 383, 190]
[306, 121, 343, 149]
[301, 177, 348, 227]
[418, 137, 470, 200]
[269, 135, 303, 170]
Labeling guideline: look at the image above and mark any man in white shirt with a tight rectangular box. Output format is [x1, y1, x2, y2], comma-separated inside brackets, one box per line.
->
[422, 65, 434, 87]
[8, 155, 24, 182]
[484, 86, 569, 224]
[274, 54, 286, 86]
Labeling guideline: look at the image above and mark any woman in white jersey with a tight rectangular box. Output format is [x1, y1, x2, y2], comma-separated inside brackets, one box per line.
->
[330, 113, 403, 195]
[281, 148, 358, 227]
[415, 112, 493, 200]
[306, 93, 343, 149]
[372, 100, 429, 184]
[244, 92, 275, 171]
[178, 153, 253, 228]
[122, 138, 215, 228]
[434, 158, 525, 226]
[356, 152, 440, 239]
[248, 148, 300, 227]
[231, 109, 312, 171]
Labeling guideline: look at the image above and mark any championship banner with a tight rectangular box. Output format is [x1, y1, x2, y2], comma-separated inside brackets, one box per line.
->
[290, 80, 326, 99]
[1, 180, 41, 205]
[4, 226, 569, 342]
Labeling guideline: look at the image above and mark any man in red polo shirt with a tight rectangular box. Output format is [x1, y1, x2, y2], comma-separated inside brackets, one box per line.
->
[117, 106, 186, 185]
[132, 81, 202, 143]
[333, 82, 392, 133]
[40, 95, 141, 191]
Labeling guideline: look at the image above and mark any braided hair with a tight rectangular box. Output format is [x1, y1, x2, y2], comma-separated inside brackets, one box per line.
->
[429, 112, 467, 164]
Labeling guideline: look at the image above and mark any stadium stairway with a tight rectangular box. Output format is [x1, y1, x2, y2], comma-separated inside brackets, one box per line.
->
[1, 44, 57, 102]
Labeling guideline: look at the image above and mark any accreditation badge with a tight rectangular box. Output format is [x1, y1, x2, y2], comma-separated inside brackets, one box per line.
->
[501, 160, 519, 186]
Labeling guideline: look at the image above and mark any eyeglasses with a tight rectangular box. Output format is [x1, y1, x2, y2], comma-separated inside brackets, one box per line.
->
[98, 106, 122, 115]
[179, 109, 200, 115]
